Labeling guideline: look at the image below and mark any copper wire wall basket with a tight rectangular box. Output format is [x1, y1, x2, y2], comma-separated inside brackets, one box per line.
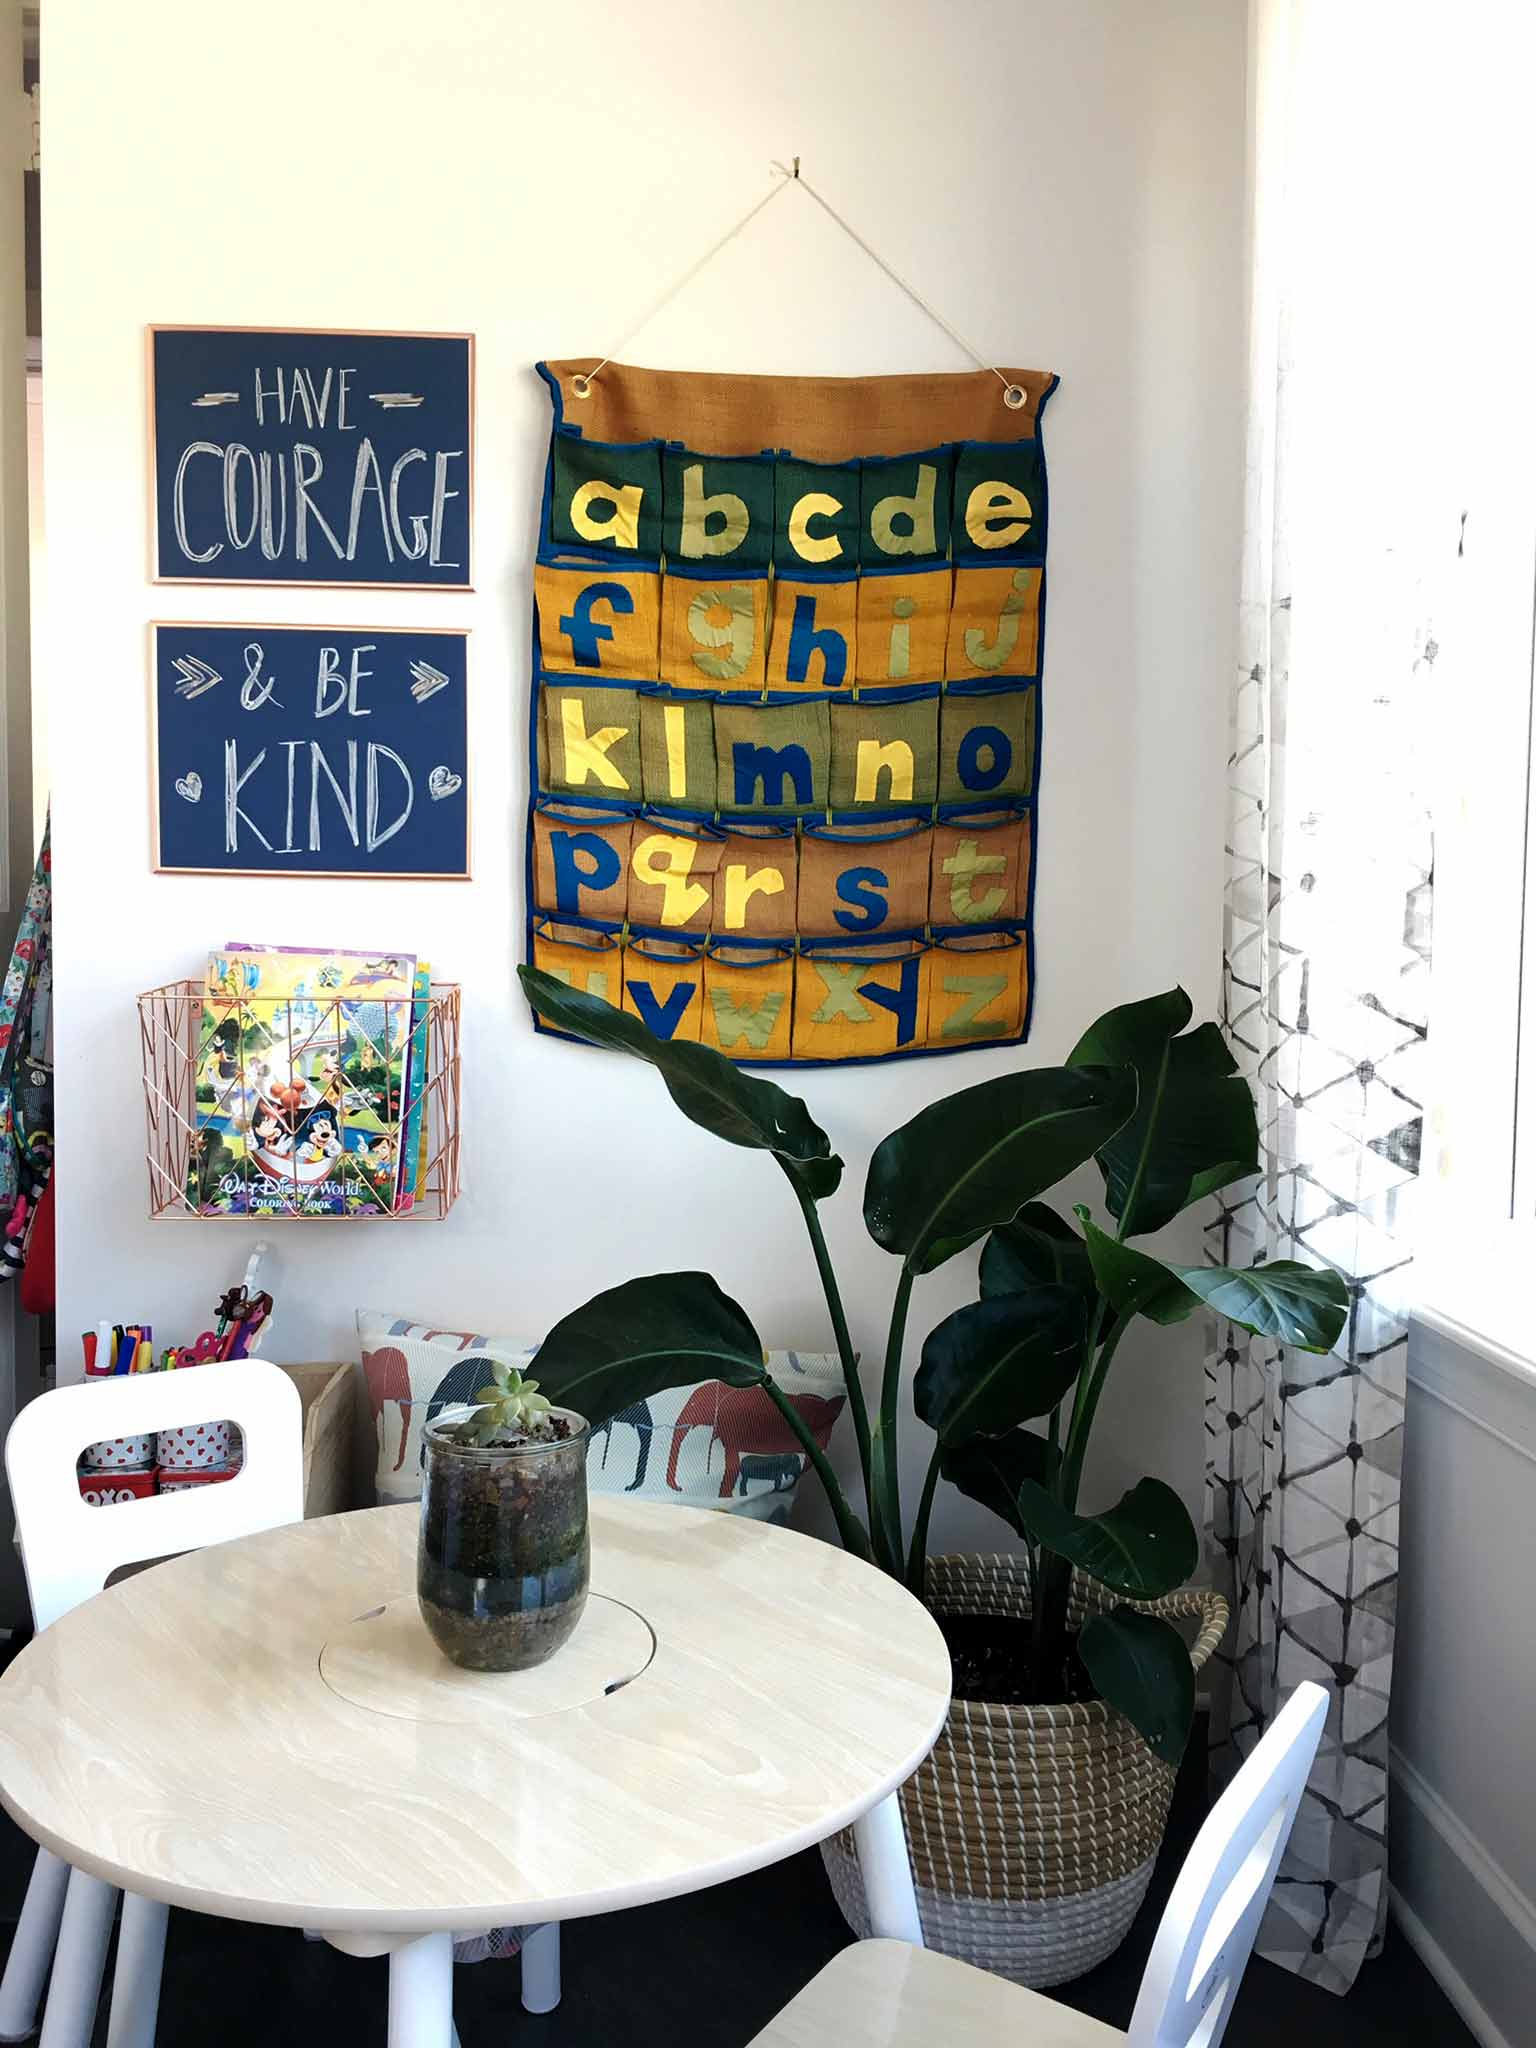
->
[138, 979, 462, 1222]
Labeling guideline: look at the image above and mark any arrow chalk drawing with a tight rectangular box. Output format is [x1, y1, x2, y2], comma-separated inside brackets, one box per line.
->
[409, 660, 451, 703]
[172, 655, 223, 700]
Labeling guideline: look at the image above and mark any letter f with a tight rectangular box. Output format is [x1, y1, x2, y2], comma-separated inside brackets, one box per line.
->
[558, 580, 635, 669]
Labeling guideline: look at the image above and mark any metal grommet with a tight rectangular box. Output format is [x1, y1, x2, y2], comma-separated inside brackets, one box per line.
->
[1003, 383, 1027, 411]
[571, 374, 592, 400]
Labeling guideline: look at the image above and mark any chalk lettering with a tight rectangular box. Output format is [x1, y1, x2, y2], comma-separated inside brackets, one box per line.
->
[224, 740, 272, 852]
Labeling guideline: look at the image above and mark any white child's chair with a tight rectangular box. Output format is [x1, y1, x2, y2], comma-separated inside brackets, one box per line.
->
[0, 1361, 304, 2048]
[751, 1678, 1330, 2048]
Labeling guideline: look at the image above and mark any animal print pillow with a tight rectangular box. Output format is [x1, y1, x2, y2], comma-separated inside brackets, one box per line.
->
[357, 1308, 845, 1524]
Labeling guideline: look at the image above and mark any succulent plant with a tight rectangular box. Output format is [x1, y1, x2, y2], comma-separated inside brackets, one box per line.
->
[465, 1360, 555, 1445]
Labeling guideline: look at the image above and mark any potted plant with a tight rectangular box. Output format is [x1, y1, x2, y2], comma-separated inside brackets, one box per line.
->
[516, 971, 1348, 1982]
[418, 1361, 591, 1672]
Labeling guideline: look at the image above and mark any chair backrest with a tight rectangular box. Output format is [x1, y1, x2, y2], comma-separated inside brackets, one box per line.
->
[5, 1361, 305, 1629]
[1126, 1680, 1329, 2047]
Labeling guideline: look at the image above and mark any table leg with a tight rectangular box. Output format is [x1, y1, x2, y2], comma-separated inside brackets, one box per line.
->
[853, 1793, 924, 1947]
[520, 1924, 560, 2014]
[386, 1933, 454, 2048]
[37, 1870, 116, 2048]
[105, 1895, 170, 2048]
[0, 1849, 71, 2041]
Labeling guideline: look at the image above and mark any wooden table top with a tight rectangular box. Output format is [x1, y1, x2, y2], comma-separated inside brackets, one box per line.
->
[0, 1499, 951, 1937]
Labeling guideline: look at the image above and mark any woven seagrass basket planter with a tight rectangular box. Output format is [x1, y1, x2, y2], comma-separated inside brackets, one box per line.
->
[821, 1553, 1228, 1989]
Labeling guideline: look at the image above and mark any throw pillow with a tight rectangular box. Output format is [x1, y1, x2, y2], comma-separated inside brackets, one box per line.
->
[357, 1309, 844, 1525]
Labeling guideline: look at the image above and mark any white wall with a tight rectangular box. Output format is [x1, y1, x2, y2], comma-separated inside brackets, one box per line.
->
[42, 0, 1245, 1543]
[1392, 1317, 1536, 2048]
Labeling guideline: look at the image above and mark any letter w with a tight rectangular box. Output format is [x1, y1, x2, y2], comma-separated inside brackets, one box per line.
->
[709, 989, 784, 1050]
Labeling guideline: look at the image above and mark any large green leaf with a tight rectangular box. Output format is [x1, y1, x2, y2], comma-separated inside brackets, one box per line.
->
[980, 1202, 1098, 1306]
[1079, 1214, 1349, 1354]
[1068, 989, 1257, 1237]
[913, 1287, 1084, 1446]
[941, 1429, 1060, 1538]
[1014, 1476, 1198, 1600]
[1079, 1215, 1197, 1325]
[1079, 1607, 1196, 1765]
[1171, 1260, 1350, 1350]
[864, 1065, 1138, 1274]
[530, 1271, 766, 1429]
[520, 966, 842, 1200]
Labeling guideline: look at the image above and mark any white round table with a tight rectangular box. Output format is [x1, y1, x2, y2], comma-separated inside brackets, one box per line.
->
[0, 1497, 951, 2047]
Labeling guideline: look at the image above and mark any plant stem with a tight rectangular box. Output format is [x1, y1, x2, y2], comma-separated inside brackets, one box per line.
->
[870, 1266, 915, 1573]
[760, 1375, 872, 1563]
[784, 1165, 874, 1492]
[1060, 1308, 1135, 1508]
[905, 1444, 942, 1593]
[1061, 1295, 1108, 1512]
[1115, 1042, 1171, 1244]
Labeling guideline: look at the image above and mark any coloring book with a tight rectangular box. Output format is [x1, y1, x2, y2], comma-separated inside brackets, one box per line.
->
[189, 945, 419, 1217]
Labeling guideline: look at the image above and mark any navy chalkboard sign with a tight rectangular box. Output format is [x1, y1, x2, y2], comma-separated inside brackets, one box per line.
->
[150, 328, 473, 587]
[153, 625, 470, 877]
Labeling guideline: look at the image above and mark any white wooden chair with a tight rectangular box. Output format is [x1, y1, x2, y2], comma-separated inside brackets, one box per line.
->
[0, 1361, 304, 2048]
[754, 1679, 1329, 2048]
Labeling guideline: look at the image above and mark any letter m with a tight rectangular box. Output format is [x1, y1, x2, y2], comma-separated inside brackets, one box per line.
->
[732, 741, 812, 808]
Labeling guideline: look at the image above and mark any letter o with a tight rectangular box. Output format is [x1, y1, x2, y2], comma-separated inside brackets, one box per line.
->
[956, 725, 1012, 792]
[222, 444, 260, 550]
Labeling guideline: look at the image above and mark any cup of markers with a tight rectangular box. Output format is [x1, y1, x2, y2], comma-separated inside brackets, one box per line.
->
[76, 1294, 272, 1503]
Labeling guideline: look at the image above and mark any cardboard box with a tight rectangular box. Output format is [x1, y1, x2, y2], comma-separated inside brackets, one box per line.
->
[275, 1362, 356, 1519]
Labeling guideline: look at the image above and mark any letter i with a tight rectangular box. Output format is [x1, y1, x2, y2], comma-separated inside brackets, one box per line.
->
[888, 595, 915, 681]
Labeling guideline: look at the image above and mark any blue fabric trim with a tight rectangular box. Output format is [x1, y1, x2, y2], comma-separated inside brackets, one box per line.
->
[660, 564, 770, 585]
[771, 565, 861, 588]
[941, 670, 1041, 699]
[533, 795, 644, 827]
[536, 544, 665, 573]
[799, 932, 929, 962]
[928, 921, 1028, 947]
[856, 559, 955, 583]
[803, 813, 931, 843]
[933, 795, 1034, 825]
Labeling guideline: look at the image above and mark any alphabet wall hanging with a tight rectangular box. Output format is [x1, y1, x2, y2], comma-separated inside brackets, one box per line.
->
[526, 163, 1055, 1066]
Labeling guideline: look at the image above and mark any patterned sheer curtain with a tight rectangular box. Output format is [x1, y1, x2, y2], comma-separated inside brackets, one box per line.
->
[1204, 0, 1437, 1996]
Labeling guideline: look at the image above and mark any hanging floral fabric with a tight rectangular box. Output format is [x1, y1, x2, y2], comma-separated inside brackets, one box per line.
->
[0, 816, 54, 1285]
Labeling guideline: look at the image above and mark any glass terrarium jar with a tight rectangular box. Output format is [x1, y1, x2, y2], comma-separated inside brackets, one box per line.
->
[418, 1408, 590, 1672]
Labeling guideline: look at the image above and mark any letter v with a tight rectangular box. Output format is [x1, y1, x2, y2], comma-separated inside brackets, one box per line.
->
[625, 978, 696, 1040]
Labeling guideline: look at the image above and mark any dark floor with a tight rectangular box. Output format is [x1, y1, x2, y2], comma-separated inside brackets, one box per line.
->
[0, 1659, 1472, 2047]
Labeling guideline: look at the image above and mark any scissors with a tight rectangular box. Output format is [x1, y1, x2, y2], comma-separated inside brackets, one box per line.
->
[173, 1331, 224, 1370]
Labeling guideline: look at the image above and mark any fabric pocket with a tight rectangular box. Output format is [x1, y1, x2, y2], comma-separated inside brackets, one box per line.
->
[701, 941, 795, 1060]
[794, 938, 928, 1060]
[923, 926, 1030, 1045]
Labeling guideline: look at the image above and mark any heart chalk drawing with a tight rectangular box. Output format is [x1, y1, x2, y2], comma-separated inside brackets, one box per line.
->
[427, 766, 463, 802]
[174, 771, 203, 803]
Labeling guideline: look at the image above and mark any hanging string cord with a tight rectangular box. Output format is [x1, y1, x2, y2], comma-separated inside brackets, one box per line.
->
[574, 172, 795, 396]
[772, 161, 1023, 406]
[575, 158, 1026, 409]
